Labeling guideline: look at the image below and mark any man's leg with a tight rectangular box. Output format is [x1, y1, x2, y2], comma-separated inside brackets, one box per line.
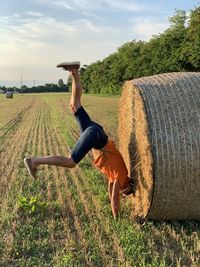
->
[69, 68, 95, 133]
[70, 69, 82, 113]
[31, 156, 75, 168]
[24, 155, 76, 179]
[24, 63, 81, 178]
[57, 61, 82, 114]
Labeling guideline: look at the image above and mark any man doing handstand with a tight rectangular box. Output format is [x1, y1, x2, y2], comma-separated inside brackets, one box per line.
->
[24, 61, 134, 218]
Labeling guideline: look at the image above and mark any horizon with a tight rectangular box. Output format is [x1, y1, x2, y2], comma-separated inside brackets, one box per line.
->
[1, 0, 199, 87]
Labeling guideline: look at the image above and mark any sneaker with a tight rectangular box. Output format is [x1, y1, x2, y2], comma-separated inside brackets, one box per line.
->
[24, 158, 37, 179]
[56, 61, 80, 70]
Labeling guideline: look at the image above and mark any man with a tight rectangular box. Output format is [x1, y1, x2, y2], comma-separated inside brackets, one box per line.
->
[24, 61, 135, 218]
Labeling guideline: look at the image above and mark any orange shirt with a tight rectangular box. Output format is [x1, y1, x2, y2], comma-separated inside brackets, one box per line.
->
[92, 140, 130, 189]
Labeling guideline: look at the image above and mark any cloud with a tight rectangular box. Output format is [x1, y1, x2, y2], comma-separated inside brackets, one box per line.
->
[102, 0, 147, 12]
[53, 1, 76, 10]
[0, 13, 128, 82]
[32, 0, 100, 10]
[25, 11, 43, 16]
[129, 17, 169, 40]
[33, 0, 148, 12]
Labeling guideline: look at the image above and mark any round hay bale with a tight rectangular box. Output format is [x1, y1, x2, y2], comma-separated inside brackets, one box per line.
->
[118, 72, 200, 220]
[6, 92, 13, 99]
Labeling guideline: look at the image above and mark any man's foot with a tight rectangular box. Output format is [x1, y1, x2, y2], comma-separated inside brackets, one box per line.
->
[24, 158, 37, 179]
[56, 61, 80, 70]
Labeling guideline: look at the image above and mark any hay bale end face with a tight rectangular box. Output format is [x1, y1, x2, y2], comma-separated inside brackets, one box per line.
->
[119, 72, 200, 220]
[6, 92, 13, 99]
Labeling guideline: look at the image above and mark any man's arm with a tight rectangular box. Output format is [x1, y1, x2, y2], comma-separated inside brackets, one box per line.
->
[111, 179, 120, 218]
[108, 182, 113, 201]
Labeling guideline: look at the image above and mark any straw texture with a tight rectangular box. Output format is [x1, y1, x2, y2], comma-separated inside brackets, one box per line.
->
[119, 72, 200, 220]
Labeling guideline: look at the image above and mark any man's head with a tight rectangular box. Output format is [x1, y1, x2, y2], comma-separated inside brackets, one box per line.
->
[121, 178, 136, 196]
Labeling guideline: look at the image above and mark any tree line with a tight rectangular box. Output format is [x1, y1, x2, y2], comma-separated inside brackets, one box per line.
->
[78, 7, 200, 95]
[0, 79, 68, 94]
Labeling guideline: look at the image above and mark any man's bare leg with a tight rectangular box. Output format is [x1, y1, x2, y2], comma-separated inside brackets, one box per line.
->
[24, 146, 76, 180]
[57, 61, 82, 113]
[32, 156, 75, 168]
[69, 68, 82, 113]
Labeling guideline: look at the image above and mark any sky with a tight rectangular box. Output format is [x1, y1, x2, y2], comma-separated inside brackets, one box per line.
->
[0, 0, 199, 87]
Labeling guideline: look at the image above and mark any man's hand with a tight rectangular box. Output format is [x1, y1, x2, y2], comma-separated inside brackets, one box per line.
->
[111, 179, 120, 218]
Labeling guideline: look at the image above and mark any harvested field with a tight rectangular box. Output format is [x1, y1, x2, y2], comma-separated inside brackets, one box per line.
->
[0, 93, 200, 266]
[119, 72, 200, 220]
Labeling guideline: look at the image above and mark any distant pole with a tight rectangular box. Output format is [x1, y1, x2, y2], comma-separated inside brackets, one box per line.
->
[20, 74, 23, 95]
[33, 80, 35, 87]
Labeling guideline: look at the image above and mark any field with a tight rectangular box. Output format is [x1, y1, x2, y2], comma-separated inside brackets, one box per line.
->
[0, 93, 199, 267]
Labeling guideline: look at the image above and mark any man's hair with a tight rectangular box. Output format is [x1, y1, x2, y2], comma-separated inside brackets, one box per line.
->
[121, 178, 136, 196]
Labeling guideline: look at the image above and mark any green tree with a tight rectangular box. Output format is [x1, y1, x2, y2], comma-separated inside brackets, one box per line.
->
[67, 76, 72, 92]
[148, 9, 187, 73]
[181, 6, 200, 70]
[58, 79, 64, 87]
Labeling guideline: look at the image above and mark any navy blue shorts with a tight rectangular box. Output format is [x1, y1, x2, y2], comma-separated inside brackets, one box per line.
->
[71, 106, 108, 163]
